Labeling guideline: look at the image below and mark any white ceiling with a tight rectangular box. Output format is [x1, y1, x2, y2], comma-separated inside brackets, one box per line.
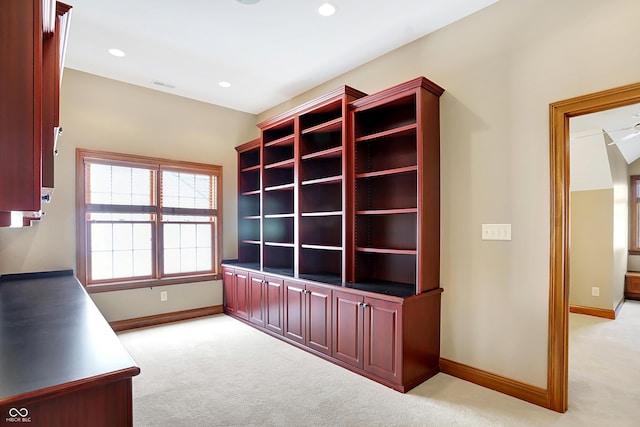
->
[571, 103, 640, 164]
[64, 0, 498, 114]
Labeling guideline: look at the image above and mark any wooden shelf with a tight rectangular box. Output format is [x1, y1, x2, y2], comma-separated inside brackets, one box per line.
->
[301, 211, 343, 217]
[264, 134, 295, 148]
[301, 117, 342, 134]
[264, 158, 294, 169]
[264, 183, 294, 192]
[356, 165, 417, 179]
[264, 242, 295, 248]
[356, 208, 417, 215]
[301, 146, 342, 160]
[301, 175, 342, 186]
[264, 213, 295, 219]
[354, 123, 417, 143]
[242, 240, 261, 245]
[301, 244, 342, 251]
[356, 247, 417, 255]
[241, 164, 261, 173]
[241, 189, 261, 196]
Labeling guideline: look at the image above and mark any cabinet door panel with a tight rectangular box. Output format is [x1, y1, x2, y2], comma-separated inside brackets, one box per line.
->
[306, 284, 331, 355]
[249, 274, 265, 327]
[235, 270, 250, 320]
[222, 268, 236, 314]
[364, 298, 402, 383]
[283, 281, 305, 345]
[0, 0, 41, 212]
[332, 291, 363, 368]
[264, 276, 284, 335]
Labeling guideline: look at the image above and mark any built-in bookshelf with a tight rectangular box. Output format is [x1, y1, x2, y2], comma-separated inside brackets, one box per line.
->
[236, 139, 261, 267]
[350, 77, 444, 294]
[234, 77, 443, 295]
[225, 77, 445, 393]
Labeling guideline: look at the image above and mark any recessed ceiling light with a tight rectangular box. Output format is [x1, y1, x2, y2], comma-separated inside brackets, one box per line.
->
[235, 0, 261, 5]
[108, 48, 125, 57]
[219, 81, 231, 88]
[318, 2, 337, 17]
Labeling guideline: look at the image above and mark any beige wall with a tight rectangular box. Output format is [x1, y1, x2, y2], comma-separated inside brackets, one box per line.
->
[569, 134, 628, 311]
[259, 0, 640, 388]
[570, 189, 614, 309]
[0, 69, 258, 321]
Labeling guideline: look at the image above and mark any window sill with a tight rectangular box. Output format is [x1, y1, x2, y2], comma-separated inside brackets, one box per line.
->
[85, 274, 221, 293]
[629, 250, 640, 256]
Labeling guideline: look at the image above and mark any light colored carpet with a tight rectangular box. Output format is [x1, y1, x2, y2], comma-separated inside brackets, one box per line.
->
[117, 300, 640, 426]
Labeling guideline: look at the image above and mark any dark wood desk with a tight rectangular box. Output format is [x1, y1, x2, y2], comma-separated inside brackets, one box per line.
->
[0, 270, 140, 426]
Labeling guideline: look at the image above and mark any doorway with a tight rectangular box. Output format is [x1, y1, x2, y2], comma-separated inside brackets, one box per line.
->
[548, 81, 640, 412]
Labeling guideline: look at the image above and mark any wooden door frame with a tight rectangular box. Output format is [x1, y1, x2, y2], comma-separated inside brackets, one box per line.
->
[548, 81, 640, 412]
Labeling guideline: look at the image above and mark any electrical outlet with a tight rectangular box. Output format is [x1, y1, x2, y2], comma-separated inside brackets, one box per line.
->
[160, 291, 168, 301]
[591, 287, 600, 297]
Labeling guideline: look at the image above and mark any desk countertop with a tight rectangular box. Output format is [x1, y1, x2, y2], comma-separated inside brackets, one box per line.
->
[0, 270, 140, 403]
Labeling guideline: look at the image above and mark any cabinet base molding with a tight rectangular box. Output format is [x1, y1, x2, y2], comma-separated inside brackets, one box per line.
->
[439, 358, 548, 409]
[569, 304, 615, 320]
[110, 305, 222, 332]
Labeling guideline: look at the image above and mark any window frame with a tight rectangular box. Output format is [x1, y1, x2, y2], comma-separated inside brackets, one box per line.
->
[76, 148, 223, 293]
[630, 175, 640, 255]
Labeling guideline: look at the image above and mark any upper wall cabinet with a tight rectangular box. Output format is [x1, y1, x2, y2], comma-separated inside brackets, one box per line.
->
[0, 0, 72, 226]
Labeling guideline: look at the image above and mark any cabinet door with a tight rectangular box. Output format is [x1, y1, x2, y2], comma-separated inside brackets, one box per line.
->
[363, 297, 402, 384]
[332, 290, 363, 368]
[283, 281, 305, 345]
[305, 284, 332, 356]
[235, 270, 250, 320]
[222, 268, 237, 315]
[264, 275, 284, 335]
[248, 273, 265, 327]
[0, 0, 42, 212]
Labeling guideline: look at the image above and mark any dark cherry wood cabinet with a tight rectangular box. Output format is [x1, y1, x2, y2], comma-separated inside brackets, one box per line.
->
[223, 266, 249, 321]
[333, 290, 364, 368]
[223, 267, 238, 315]
[223, 77, 444, 392]
[283, 280, 332, 356]
[249, 272, 266, 326]
[0, 1, 71, 222]
[247, 271, 284, 335]
[0, 271, 140, 426]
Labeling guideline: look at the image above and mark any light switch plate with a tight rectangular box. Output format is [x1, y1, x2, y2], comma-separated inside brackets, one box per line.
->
[482, 224, 512, 241]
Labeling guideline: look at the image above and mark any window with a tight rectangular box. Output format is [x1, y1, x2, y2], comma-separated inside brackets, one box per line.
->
[76, 149, 222, 292]
[631, 175, 640, 254]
